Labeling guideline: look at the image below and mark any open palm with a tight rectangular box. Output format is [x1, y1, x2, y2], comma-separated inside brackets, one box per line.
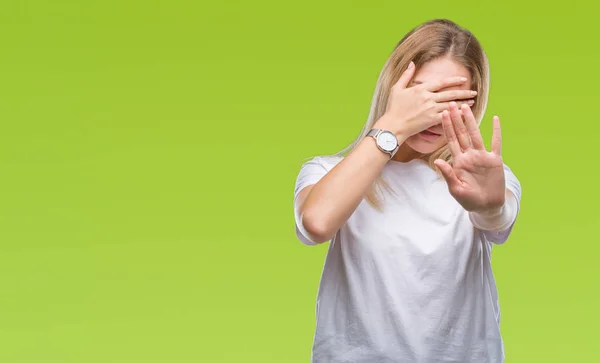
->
[434, 102, 506, 214]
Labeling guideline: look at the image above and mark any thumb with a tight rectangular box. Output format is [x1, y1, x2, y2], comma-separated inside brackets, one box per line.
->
[434, 159, 459, 188]
[394, 61, 416, 89]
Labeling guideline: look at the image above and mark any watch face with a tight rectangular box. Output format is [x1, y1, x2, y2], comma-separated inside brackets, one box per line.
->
[377, 131, 397, 151]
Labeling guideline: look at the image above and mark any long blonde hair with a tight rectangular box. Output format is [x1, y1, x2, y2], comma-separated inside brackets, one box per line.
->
[334, 19, 491, 210]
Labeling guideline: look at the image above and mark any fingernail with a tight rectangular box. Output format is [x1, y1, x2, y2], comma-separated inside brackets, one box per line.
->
[460, 77, 467, 82]
[471, 91, 478, 95]
[408, 61, 414, 69]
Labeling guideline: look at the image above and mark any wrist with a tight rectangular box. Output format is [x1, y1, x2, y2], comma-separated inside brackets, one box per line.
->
[374, 115, 408, 144]
[469, 192, 518, 232]
[474, 203, 505, 217]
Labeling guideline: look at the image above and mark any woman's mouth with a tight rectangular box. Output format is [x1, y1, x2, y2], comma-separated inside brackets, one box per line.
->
[419, 129, 442, 141]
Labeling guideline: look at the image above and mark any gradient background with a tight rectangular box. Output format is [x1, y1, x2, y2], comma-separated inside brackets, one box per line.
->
[0, 0, 598, 362]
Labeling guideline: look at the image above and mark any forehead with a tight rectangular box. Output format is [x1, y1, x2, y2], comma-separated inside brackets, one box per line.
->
[412, 57, 471, 85]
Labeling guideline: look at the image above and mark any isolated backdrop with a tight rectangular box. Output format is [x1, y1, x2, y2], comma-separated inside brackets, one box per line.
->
[0, 1, 598, 362]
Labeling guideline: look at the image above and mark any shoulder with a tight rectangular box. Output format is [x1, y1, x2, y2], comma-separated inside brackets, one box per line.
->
[300, 154, 344, 172]
[294, 155, 344, 196]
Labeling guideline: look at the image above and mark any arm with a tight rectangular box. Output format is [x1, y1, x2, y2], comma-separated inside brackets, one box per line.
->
[296, 130, 404, 244]
[433, 103, 522, 245]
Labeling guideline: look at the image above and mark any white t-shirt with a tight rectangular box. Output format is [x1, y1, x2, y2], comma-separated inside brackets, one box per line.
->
[293, 155, 522, 363]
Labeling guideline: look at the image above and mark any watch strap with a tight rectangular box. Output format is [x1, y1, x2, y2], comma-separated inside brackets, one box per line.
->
[367, 128, 381, 138]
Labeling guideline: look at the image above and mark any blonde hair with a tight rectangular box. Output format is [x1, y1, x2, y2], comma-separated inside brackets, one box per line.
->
[334, 19, 491, 210]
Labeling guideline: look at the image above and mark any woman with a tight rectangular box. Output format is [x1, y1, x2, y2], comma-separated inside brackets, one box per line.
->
[293, 19, 522, 363]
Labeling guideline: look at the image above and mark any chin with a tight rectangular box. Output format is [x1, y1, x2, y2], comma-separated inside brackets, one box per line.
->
[405, 133, 447, 155]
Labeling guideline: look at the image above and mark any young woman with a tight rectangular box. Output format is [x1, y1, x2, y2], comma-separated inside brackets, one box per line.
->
[293, 19, 522, 363]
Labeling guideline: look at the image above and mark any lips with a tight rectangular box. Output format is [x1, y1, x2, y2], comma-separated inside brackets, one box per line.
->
[425, 128, 442, 135]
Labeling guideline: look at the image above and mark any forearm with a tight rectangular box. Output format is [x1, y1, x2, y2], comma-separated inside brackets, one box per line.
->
[302, 135, 402, 241]
[469, 189, 518, 232]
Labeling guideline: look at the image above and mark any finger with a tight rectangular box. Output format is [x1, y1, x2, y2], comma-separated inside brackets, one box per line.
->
[461, 103, 485, 150]
[434, 99, 475, 113]
[424, 76, 469, 92]
[393, 61, 416, 89]
[441, 110, 462, 156]
[491, 115, 502, 155]
[433, 89, 478, 103]
[434, 159, 460, 189]
[449, 102, 471, 150]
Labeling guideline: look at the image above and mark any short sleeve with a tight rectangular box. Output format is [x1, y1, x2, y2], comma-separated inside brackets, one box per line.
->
[293, 156, 342, 245]
[482, 163, 522, 244]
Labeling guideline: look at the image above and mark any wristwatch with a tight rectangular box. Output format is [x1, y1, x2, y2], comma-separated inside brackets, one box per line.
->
[367, 128, 399, 158]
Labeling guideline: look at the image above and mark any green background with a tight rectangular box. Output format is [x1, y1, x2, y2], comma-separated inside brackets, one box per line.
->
[0, 0, 597, 362]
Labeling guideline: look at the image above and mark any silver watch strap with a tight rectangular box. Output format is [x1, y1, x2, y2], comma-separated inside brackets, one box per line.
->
[367, 128, 381, 138]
